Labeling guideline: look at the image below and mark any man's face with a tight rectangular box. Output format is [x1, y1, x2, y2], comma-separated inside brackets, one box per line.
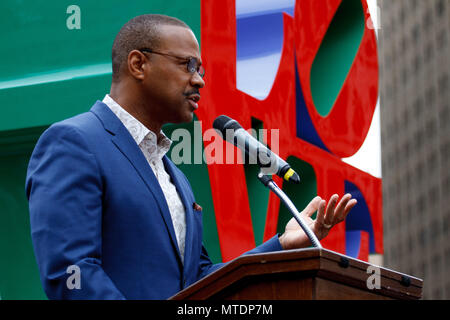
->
[143, 25, 205, 124]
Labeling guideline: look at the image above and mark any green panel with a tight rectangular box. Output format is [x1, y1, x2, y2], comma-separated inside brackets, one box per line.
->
[244, 118, 270, 246]
[276, 157, 317, 234]
[0, 127, 47, 300]
[310, 0, 365, 117]
[0, 0, 201, 131]
[0, 0, 201, 299]
[163, 117, 222, 264]
[0, 75, 111, 131]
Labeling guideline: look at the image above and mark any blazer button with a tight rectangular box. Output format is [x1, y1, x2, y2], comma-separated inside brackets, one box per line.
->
[183, 278, 187, 287]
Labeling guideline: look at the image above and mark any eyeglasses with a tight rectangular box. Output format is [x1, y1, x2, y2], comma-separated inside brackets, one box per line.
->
[138, 48, 205, 78]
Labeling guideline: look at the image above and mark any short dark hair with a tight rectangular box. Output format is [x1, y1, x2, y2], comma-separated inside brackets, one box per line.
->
[111, 14, 190, 82]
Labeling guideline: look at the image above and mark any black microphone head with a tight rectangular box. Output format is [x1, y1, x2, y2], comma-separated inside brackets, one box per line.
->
[290, 172, 300, 184]
[213, 115, 242, 137]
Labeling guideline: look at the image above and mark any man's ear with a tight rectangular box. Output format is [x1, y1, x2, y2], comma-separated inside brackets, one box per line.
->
[127, 50, 147, 80]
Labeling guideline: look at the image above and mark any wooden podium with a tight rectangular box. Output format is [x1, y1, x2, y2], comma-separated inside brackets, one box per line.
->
[170, 248, 422, 300]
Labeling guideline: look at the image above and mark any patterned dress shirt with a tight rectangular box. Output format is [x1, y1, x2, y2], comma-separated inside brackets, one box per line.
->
[102, 94, 187, 264]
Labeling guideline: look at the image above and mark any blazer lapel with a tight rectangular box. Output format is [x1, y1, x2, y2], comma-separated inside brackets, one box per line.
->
[90, 101, 182, 263]
[163, 156, 194, 268]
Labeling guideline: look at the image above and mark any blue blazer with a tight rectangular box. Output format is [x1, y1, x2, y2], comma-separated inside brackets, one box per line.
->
[25, 101, 282, 299]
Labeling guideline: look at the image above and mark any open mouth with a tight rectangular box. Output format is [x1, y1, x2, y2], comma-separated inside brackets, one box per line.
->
[186, 94, 200, 109]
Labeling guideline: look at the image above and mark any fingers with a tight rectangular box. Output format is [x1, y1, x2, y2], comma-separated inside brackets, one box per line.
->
[323, 194, 339, 225]
[315, 199, 327, 225]
[320, 193, 358, 227]
[302, 196, 322, 217]
[303, 194, 358, 229]
[341, 199, 358, 219]
[334, 194, 357, 222]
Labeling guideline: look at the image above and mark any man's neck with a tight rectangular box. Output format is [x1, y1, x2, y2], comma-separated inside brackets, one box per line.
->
[109, 84, 164, 138]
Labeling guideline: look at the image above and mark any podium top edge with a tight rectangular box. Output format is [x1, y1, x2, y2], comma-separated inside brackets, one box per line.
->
[169, 248, 423, 300]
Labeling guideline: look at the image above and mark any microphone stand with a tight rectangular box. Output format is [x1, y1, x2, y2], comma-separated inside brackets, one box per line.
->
[257, 172, 323, 249]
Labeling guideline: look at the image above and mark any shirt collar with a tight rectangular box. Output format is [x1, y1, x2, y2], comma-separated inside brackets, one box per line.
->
[102, 94, 172, 158]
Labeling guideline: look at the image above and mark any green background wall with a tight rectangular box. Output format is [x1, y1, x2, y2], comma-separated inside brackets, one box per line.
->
[0, 0, 202, 300]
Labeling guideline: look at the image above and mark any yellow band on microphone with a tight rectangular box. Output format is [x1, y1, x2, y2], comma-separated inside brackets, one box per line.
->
[284, 168, 295, 181]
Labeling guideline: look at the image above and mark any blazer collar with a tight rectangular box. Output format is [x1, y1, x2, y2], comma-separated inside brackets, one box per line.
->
[90, 100, 124, 136]
[162, 157, 195, 269]
[90, 100, 185, 267]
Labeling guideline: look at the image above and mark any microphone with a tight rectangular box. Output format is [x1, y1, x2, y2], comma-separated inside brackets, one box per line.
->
[213, 115, 300, 184]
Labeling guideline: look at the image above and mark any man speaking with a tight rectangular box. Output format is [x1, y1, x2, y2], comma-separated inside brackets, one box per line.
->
[25, 14, 356, 299]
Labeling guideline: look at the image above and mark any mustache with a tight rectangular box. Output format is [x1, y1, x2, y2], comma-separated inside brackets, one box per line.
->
[184, 89, 200, 96]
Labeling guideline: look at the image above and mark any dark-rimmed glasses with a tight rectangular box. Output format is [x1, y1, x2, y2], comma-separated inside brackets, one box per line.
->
[138, 48, 205, 78]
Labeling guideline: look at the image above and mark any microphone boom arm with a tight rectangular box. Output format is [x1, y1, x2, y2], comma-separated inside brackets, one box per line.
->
[257, 173, 322, 249]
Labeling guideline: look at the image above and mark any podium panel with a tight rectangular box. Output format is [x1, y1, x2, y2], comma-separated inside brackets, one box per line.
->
[170, 249, 422, 300]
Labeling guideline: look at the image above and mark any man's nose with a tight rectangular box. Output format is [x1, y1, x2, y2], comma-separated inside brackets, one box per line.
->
[190, 72, 205, 88]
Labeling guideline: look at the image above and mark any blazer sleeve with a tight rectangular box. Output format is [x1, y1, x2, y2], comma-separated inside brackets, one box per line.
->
[25, 124, 125, 300]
